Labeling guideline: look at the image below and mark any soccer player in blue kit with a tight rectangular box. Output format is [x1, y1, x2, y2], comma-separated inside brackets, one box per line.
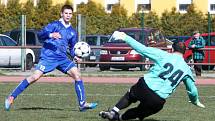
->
[5, 5, 97, 111]
[99, 31, 205, 121]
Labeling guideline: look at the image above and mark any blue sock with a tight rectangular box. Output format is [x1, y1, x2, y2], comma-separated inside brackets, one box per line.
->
[10, 79, 29, 99]
[74, 80, 86, 107]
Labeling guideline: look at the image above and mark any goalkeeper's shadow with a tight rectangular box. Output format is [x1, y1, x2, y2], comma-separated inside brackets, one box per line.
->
[121, 119, 172, 121]
[143, 119, 179, 121]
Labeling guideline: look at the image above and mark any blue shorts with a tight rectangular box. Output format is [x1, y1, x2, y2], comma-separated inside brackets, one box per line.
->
[35, 58, 76, 74]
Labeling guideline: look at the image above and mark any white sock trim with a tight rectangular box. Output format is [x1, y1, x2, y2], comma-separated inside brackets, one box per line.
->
[112, 106, 120, 112]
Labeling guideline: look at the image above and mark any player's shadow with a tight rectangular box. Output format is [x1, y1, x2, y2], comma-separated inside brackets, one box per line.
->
[125, 119, 176, 121]
[143, 119, 160, 121]
[110, 119, 158, 121]
[17, 107, 64, 111]
[127, 119, 159, 121]
[142, 119, 179, 121]
[17, 107, 80, 112]
[143, 119, 161, 121]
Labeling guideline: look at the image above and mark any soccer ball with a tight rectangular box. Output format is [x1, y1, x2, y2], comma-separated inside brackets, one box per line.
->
[74, 41, 91, 58]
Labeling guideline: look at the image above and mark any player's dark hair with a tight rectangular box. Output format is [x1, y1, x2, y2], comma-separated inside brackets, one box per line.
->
[61, 5, 73, 13]
[172, 42, 186, 54]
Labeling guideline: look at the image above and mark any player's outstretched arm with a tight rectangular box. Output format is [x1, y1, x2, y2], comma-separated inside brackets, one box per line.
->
[183, 77, 205, 108]
[111, 31, 168, 62]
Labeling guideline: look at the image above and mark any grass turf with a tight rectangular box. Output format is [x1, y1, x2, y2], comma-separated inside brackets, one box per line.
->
[0, 82, 214, 121]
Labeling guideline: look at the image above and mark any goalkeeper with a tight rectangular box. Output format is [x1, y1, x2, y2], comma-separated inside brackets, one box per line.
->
[99, 31, 205, 121]
[4, 5, 97, 112]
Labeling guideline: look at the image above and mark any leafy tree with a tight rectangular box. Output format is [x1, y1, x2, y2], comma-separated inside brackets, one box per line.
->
[0, 0, 213, 37]
[49, 4, 62, 22]
[180, 4, 207, 35]
[34, 0, 52, 29]
[76, 0, 108, 34]
[128, 13, 141, 28]
[0, 4, 8, 33]
[207, 13, 215, 32]
[144, 11, 160, 29]
[107, 4, 129, 33]
[65, 0, 72, 5]
[212, 15, 215, 32]
[22, 0, 36, 29]
[160, 7, 182, 36]
[128, 11, 160, 30]
[5, 0, 22, 31]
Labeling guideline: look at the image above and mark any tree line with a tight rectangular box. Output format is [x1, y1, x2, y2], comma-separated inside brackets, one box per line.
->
[0, 0, 214, 36]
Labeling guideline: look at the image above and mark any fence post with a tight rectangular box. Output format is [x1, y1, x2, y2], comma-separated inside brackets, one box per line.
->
[76, 14, 86, 70]
[140, 11, 145, 71]
[21, 15, 26, 71]
[208, 12, 211, 70]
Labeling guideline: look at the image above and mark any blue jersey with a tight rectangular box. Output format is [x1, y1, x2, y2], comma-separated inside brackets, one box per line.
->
[38, 20, 78, 60]
[124, 35, 200, 103]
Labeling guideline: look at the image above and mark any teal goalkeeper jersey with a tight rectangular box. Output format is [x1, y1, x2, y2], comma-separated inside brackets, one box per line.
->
[124, 35, 200, 103]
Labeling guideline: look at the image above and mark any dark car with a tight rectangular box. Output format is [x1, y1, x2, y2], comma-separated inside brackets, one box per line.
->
[5, 29, 43, 63]
[99, 27, 172, 71]
[85, 34, 110, 67]
[166, 36, 191, 42]
[183, 32, 215, 70]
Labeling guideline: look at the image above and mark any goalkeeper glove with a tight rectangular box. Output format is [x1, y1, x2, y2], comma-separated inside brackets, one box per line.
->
[195, 101, 205, 108]
[112, 31, 127, 41]
[189, 100, 205, 108]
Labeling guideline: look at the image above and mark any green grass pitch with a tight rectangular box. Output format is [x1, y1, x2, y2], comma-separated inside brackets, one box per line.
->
[0, 82, 214, 121]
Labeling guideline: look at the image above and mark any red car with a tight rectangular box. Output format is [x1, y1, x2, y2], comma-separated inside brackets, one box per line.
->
[99, 27, 172, 71]
[183, 32, 215, 70]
